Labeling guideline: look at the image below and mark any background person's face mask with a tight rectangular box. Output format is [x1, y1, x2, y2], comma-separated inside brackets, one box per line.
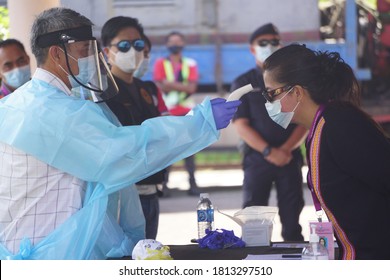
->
[255, 45, 278, 63]
[111, 48, 143, 73]
[167, 45, 183, 55]
[133, 57, 150, 78]
[265, 87, 299, 129]
[3, 65, 31, 88]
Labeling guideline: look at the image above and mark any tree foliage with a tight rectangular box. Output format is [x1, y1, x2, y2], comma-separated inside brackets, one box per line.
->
[0, 6, 9, 41]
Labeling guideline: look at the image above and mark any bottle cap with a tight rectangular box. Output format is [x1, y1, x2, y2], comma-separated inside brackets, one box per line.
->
[200, 193, 209, 199]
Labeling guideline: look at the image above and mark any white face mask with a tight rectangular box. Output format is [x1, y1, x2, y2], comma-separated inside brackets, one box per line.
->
[133, 57, 150, 78]
[110, 48, 144, 73]
[3, 65, 31, 88]
[255, 45, 279, 63]
[265, 87, 299, 129]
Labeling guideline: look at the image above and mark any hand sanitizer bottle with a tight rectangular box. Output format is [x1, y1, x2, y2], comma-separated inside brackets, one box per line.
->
[302, 224, 329, 260]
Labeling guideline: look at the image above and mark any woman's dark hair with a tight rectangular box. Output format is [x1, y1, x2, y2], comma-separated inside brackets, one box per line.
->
[101, 16, 144, 47]
[263, 44, 361, 106]
[142, 34, 151, 51]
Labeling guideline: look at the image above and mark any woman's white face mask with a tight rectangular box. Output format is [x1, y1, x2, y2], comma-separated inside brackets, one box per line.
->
[265, 87, 300, 129]
[133, 57, 150, 78]
[110, 48, 144, 73]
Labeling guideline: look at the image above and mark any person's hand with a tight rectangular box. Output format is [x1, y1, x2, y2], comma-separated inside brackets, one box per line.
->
[265, 147, 292, 167]
[210, 98, 241, 130]
[161, 80, 175, 92]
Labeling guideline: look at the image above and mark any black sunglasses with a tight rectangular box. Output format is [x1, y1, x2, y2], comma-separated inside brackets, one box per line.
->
[257, 39, 280, 47]
[262, 85, 293, 102]
[110, 39, 145, 52]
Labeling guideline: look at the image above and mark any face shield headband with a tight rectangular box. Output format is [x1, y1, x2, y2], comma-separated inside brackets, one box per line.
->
[36, 26, 119, 102]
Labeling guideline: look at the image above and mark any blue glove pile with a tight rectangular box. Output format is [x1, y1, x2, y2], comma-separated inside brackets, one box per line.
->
[210, 98, 241, 130]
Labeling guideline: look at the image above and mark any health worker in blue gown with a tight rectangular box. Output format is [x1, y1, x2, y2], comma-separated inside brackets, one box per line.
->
[0, 7, 241, 260]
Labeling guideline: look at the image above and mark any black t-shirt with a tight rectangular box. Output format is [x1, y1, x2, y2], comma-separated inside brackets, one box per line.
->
[308, 102, 390, 259]
[105, 76, 165, 185]
[105, 77, 160, 126]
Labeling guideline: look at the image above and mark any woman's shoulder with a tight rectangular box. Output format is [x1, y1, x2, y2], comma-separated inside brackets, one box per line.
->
[323, 102, 367, 123]
[322, 101, 385, 139]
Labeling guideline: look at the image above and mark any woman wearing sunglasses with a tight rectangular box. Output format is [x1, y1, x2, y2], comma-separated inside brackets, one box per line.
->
[263, 44, 390, 259]
[100, 17, 241, 243]
[101, 16, 170, 241]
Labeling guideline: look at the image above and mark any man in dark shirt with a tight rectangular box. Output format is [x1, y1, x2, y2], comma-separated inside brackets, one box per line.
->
[231, 23, 307, 241]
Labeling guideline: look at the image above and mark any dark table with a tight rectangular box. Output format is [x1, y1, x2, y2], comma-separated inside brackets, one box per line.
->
[122, 242, 339, 260]
[167, 243, 304, 260]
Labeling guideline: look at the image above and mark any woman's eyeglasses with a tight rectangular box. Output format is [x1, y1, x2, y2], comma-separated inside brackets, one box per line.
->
[257, 39, 280, 47]
[110, 39, 145, 52]
[262, 85, 293, 102]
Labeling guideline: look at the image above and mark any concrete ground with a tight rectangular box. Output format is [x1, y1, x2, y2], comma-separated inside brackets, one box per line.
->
[156, 166, 324, 245]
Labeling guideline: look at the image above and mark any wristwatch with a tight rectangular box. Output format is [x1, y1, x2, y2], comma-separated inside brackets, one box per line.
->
[262, 145, 272, 157]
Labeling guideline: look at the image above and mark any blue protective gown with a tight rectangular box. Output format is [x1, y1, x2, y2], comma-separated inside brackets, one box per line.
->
[0, 77, 219, 259]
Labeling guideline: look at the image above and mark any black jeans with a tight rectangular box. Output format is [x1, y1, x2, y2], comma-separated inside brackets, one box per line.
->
[163, 155, 197, 189]
[140, 193, 159, 239]
[242, 153, 304, 241]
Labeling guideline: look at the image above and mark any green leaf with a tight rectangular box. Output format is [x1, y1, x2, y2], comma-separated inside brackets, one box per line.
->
[0, 6, 10, 41]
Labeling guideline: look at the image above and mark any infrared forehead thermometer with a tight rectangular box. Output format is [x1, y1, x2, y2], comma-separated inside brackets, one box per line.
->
[227, 84, 253, 101]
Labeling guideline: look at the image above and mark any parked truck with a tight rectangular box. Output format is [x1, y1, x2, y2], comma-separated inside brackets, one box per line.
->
[142, 0, 390, 133]
[321, 0, 390, 129]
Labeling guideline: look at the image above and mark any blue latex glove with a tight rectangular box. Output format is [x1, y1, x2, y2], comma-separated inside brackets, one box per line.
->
[210, 98, 242, 130]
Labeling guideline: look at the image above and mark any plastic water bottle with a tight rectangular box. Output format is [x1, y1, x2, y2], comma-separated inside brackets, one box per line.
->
[302, 224, 329, 260]
[197, 193, 214, 239]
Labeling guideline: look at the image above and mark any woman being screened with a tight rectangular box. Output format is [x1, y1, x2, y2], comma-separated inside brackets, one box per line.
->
[262, 44, 390, 260]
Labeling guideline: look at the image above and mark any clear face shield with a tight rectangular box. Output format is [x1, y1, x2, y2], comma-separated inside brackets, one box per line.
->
[62, 40, 118, 102]
[36, 25, 118, 102]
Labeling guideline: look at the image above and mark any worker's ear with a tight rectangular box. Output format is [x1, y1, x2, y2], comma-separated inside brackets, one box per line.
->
[48, 46, 63, 63]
